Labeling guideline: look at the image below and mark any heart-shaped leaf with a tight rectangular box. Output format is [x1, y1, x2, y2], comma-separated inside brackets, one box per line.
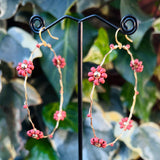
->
[120, 0, 154, 49]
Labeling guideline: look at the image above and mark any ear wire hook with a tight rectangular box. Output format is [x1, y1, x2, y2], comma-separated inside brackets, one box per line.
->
[39, 27, 59, 47]
[115, 28, 133, 49]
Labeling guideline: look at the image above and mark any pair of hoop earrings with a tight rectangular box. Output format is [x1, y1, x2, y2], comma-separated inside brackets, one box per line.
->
[16, 27, 143, 148]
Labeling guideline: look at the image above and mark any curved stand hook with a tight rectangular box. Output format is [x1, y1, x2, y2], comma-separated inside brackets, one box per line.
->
[120, 15, 138, 35]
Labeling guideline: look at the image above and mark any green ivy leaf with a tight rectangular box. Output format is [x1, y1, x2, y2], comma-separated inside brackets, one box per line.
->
[0, 27, 42, 67]
[26, 139, 59, 160]
[0, 0, 21, 19]
[38, 12, 97, 108]
[120, 0, 154, 49]
[121, 81, 157, 121]
[83, 28, 117, 65]
[42, 102, 78, 132]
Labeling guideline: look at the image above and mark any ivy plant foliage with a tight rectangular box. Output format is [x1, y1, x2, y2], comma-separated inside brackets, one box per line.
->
[35, 12, 97, 108]
[26, 138, 59, 160]
[114, 122, 160, 160]
[0, 27, 42, 67]
[0, 0, 76, 20]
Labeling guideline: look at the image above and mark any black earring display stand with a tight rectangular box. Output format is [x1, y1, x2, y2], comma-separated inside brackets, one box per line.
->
[29, 14, 138, 160]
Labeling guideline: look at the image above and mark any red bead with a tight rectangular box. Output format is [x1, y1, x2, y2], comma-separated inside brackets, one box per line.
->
[36, 44, 41, 48]
[126, 44, 130, 49]
[88, 77, 94, 82]
[110, 44, 114, 49]
[23, 105, 28, 109]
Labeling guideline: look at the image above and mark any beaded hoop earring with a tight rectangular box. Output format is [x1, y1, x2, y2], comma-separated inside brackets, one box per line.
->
[87, 28, 144, 148]
[16, 27, 66, 139]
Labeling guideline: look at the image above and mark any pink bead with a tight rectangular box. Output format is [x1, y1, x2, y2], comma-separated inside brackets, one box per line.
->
[23, 105, 28, 109]
[88, 77, 94, 82]
[110, 44, 114, 49]
[88, 72, 94, 77]
[90, 67, 96, 72]
[94, 79, 99, 85]
[99, 78, 105, 84]
[126, 44, 130, 49]
[96, 66, 101, 71]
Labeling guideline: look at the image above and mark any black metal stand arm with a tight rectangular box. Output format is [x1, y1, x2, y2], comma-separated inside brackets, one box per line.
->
[29, 14, 138, 160]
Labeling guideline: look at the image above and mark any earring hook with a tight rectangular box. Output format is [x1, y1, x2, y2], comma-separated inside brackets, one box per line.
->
[115, 28, 133, 49]
[39, 27, 59, 46]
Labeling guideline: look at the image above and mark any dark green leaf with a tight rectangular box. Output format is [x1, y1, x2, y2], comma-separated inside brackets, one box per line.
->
[0, 0, 21, 19]
[43, 102, 78, 132]
[38, 12, 97, 107]
[121, 81, 157, 121]
[26, 138, 59, 160]
[120, 0, 154, 49]
[77, 0, 110, 12]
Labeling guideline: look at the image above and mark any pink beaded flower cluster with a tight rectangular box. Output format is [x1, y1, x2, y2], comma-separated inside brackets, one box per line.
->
[88, 66, 107, 85]
[16, 60, 34, 77]
[52, 55, 66, 68]
[54, 110, 66, 121]
[119, 117, 133, 130]
[130, 59, 143, 72]
[90, 137, 107, 148]
[27, 129, 44, 139]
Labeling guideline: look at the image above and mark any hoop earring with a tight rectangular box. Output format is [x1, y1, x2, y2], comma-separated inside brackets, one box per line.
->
[16, 27, 66, 139]
[87, 28, 143, 148]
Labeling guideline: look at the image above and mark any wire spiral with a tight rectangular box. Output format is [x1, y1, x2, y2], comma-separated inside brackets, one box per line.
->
[120, 15, 138, 35]
[29, 15, 45, 34]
